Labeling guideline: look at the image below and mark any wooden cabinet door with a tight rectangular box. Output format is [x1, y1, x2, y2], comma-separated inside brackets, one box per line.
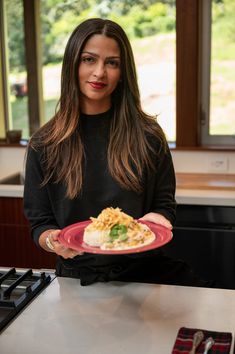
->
[0, 197, 56, 269]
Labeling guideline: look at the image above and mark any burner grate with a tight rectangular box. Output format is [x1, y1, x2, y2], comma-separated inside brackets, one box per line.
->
[0, 267, 55, 332]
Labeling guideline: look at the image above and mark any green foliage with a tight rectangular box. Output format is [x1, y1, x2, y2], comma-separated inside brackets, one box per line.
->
[41, 0, 91, 64]
[6, 0, 176, 70]
[6, 0, 235, 71]
[108, 2, 175, 39]
[212, 0, 235, 60]
[131, 3, 175, 38]
[11, 96, 29, 137]
[5, 0, 25, 72]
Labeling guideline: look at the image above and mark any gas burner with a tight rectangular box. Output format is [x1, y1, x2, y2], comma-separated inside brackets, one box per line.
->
[0, 267, 55, 333]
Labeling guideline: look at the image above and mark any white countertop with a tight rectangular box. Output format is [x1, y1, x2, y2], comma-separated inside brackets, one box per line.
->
[0, 184, 24, 197]
[0, 278, 234, 354]
[176, 188, 235, 206]
[0, 183, 234, 206]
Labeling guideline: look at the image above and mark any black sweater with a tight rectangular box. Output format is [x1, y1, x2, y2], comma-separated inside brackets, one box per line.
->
[23, 110, 176, 268]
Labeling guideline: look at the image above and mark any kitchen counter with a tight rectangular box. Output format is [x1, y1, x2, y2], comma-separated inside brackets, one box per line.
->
[176, 173, 235, 191]
[0, 278, 234, 353]
[176, 188, 235, 206]
[0, 172, 234, 206]
[0, 184, 23, 197]
[175, 173, 235, 206]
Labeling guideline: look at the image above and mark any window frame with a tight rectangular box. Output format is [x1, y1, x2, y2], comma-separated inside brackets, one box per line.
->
[199, 0, 235, 146]
[0, 0, 10, 135]
[176, 0, 200, 147]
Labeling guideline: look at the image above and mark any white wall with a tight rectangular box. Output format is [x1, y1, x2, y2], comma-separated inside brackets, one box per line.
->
[172, 150, 235, 174]
[0, 147, 26, 179]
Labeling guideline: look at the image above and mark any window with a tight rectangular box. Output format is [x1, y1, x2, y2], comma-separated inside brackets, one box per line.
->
[200, 0, 235, 146]
[0, 0, 43, 139]
[0, 0, 29, 138]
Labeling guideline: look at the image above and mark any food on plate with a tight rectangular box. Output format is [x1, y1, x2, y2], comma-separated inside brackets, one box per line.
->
[83, 207, 155, 250]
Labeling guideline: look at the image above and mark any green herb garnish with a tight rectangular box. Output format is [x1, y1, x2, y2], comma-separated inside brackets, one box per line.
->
[109, 224, 127, 241]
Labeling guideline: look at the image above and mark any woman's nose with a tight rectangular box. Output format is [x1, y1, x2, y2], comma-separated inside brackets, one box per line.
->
[93, 62, 106, 78]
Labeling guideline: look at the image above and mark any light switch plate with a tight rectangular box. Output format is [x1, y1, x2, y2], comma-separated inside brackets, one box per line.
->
[208, 155, 228, 172]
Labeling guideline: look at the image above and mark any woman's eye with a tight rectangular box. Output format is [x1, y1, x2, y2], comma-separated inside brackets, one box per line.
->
[81, 57, 95, 63]
[106, 60, 120, 68]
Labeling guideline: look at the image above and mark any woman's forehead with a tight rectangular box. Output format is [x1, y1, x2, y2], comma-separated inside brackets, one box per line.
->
[82, 34, 120, 55]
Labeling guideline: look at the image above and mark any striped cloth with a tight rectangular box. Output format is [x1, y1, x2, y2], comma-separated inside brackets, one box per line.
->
[172, 327, 232, 354]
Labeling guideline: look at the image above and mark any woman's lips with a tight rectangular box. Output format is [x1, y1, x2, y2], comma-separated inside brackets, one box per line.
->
[88, 82, 107, 89]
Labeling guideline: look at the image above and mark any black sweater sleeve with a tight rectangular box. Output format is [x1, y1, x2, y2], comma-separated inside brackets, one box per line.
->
[23, 146, 59, 246]
[149, 143, 177, 225]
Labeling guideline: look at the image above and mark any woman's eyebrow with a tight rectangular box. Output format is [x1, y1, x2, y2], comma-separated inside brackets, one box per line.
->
[81, 51, 98, 56]
[81, 51, 120, 59]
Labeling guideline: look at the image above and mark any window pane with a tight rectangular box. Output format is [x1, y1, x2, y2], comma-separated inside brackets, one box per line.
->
[41, 0, 62, 123]
[130, 2, 176, 142]
[40, 0, 176, 142]
[210, 0, 235, 136]
[133, 32, 176, 142]
[5, 0, 29, 138]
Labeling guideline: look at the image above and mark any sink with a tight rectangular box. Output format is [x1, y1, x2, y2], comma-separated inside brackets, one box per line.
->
[0, 172, 24, 185]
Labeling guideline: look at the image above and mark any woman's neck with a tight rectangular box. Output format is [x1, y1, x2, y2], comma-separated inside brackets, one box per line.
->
[80, 98, 111, 115]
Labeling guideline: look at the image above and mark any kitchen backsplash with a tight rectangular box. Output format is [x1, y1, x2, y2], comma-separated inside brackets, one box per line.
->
[172, 150, 235, 174]
[0, 147, 26, 179]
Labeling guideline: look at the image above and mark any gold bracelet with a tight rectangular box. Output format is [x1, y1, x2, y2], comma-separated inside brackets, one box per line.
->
[45, 234, 55, 251]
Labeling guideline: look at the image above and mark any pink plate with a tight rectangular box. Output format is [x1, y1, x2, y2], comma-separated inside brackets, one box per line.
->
[58, 220, 173, 255]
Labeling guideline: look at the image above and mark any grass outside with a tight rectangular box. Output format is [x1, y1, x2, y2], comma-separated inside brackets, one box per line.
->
[11, 97, 58, 138]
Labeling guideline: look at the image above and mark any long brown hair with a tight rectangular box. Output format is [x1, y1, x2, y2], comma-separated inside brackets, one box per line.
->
[29, 18, 167, 198]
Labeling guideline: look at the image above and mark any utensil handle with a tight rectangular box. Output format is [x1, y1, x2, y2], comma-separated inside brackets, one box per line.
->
[189, 331, 204, 354]
[202, 337, 215, 354]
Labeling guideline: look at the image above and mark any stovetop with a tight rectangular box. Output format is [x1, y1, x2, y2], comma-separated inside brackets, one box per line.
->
[0, 267, 55, 333]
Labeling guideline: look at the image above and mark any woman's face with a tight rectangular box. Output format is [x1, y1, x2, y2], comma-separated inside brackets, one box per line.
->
[78, 34, 121, 114]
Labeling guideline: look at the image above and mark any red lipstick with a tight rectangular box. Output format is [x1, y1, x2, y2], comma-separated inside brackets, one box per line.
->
[89, 81, 106, 89]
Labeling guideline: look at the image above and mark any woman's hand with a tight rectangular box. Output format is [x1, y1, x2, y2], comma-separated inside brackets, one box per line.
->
[39, 229, 84, 258]
[139, 212, 172, 229]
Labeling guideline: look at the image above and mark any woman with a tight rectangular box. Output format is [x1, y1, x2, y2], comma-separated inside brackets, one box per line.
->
[24, 18, 211, 287]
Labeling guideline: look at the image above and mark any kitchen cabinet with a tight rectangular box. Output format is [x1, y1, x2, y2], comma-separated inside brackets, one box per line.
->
[0, 197, 56, 269]
[163, 204, 235, 289]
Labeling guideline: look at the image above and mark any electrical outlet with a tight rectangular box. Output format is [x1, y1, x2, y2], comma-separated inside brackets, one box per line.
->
[208, 155, 228, 172]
